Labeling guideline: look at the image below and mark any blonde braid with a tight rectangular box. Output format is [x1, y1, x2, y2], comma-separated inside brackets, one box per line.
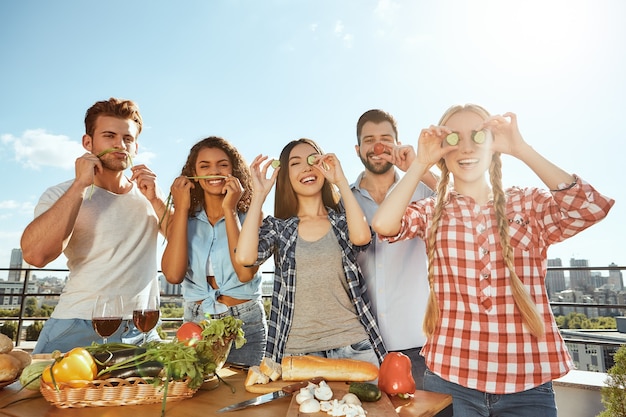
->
[489, 153, 545, 338]
[423, 161, 450, 337]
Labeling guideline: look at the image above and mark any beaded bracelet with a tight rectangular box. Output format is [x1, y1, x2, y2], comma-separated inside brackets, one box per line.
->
[550, 175, 578, 192]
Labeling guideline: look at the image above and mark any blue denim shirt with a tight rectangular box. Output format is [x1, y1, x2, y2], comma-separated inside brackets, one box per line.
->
[254, 208, 387, 364]
[183, 209, 262, 315]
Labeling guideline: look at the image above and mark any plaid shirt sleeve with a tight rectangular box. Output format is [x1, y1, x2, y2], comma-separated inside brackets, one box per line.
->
[259, 216, 301, 362]
[378, 197, 433, 243]
[539, 175, 615, 244]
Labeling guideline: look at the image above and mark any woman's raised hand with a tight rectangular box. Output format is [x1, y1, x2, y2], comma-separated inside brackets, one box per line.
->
[416, 125, 455, 167]
[310, 153, 348, 186]
[221, 175, 244, 211]
[250, 154, 279, 199]
[170, 176, 193, 211]
[480, 112, 528, 157]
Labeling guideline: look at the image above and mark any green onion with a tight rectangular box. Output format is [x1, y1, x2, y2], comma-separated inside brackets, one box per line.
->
[159, 193, 173, 228]
[186, 175, 228, 180]
[96, 148, 134, 166]
[88, 149, 134, 200]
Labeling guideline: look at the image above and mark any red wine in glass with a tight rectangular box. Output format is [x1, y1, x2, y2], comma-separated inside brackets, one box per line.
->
[133, 309, 159, 333]
[133, 296, 160, 345]
[92, 295, 123, 344]
[92, 317, 123, 338]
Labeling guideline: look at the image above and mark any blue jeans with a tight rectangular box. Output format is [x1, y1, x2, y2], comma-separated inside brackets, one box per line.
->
[423, 369, 557, 417]
[33, 318, 162, 354]
[184, 298, 267, 368]
[396, 346, 427, 390]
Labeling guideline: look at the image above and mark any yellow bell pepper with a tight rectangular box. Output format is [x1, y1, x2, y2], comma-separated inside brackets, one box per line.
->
[42, 347, 98, 388]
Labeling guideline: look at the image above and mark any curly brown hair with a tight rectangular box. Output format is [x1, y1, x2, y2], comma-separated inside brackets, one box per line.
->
[180, 136, 253, 216]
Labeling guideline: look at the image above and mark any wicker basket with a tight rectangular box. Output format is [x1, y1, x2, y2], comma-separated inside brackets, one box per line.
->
[40, 376, 198, 408]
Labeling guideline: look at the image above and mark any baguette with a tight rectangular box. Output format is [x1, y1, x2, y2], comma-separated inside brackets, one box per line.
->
[281, 355, 378, 382]
[259, 357, 282, 381]
[244, 365, 270, 386]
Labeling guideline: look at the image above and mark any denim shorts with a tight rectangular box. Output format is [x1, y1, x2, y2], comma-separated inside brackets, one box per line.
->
[32, 318, 162, 354]
[183, 298, 267, 368]
[423, 369, 557, 417]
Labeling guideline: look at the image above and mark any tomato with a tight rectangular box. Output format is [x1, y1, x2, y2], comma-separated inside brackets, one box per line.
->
[176, 322, 203, 346]
[42, 347, 98, 388]
[373, 143, 385, 155]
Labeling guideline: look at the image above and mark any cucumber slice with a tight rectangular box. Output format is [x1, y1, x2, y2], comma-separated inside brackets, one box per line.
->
[307, 155, 316, 165]
[446, 132, 459, 146]
[472, 130, 486, 144]
[271, 160, 280, 169]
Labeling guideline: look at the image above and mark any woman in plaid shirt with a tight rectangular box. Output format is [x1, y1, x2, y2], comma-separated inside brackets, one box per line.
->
[372, 104, 614, 416]
[236, 138, 386, 368]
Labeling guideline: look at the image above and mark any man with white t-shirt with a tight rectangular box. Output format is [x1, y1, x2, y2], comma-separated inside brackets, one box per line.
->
[21, 97, 168, 354]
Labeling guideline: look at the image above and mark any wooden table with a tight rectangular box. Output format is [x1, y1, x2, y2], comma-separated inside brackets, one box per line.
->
[0, 367, 452, 417]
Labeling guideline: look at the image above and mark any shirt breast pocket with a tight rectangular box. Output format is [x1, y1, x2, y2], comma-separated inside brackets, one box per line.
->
[508, 214, 535, 251]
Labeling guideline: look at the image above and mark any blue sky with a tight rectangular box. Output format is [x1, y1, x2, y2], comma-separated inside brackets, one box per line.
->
[1, 0, 624, 278]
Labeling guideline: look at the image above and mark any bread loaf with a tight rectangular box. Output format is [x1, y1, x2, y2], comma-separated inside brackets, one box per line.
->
[0, 353, 21, 382]
[244, 365, 270, 386]
[281, 355, 378, 382]
[259, 357, 282, 381]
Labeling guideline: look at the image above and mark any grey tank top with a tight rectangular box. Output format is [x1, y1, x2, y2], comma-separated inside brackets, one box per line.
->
[284, 228, 368, 354]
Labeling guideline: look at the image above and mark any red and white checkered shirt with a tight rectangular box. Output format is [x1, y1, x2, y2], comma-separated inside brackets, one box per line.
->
[382, 176, 614, 394]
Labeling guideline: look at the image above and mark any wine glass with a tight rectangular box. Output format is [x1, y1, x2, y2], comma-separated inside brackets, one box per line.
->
[133, 295, 160, 345]
[92, 295, 123, 344]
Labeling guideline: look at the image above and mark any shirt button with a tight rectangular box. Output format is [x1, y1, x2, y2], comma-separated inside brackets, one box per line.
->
[482, 273, 490, 279]
[481, 247, 489, 256]
[477, 225, 485, 233]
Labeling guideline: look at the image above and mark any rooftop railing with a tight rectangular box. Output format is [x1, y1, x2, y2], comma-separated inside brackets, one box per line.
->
[1, 265, 625, 349]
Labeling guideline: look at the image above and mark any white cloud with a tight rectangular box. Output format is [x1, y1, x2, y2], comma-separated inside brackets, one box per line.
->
[342, 34, 354, 48]
[4, 129, 83, 170]
[133, 150, 156, 166]
[334, 20, 344, 35]
[2, 130, 155, 169]
[374, 0, 400, 21]
[0, 200, 20, 209]
[333, 20, 353, 48]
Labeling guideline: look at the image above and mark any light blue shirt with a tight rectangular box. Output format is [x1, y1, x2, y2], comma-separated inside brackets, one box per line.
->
[183, 209, 262, 315]
[351, 171, 434, 350]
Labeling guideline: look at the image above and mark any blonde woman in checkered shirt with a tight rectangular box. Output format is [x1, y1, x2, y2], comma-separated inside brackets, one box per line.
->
[372, 104, 614, 417]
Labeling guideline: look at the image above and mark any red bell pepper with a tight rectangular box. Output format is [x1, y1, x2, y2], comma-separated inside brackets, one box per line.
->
[378, 352, 416, 398]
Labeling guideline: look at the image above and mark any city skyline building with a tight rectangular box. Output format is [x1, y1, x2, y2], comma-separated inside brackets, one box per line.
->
[570, 258, 592, 291]
[8, 248, 24, 282]
[546, 258, 567, 296]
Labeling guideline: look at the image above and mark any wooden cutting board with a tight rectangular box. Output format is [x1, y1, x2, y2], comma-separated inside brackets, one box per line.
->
[285, 381, 398, 416]
[245, 379, 288, 394]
